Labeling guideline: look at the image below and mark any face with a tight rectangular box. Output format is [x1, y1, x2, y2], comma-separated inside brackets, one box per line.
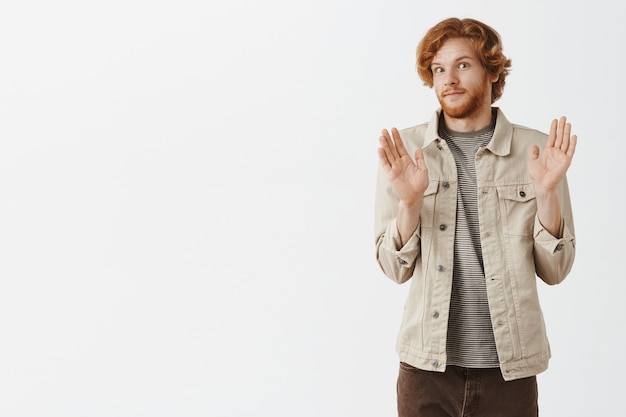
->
[431, 37, 497, 120]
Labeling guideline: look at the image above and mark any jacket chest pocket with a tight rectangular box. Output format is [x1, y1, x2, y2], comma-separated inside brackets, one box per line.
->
[495, 184, 536, 237]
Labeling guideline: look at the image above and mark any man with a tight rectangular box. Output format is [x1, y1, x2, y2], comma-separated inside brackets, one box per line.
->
[374, 18, 576, 417]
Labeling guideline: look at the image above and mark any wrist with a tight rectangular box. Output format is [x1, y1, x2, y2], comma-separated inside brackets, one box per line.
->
[399, 197, 423, 212]
[533, 186, 558, 201]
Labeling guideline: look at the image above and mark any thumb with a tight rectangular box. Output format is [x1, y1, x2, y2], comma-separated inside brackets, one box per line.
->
[529, 145, 540, 161]
[414, 148, 427, 170]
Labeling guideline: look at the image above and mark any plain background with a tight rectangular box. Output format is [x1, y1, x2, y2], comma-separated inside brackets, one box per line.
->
[0, 0, 622, 416]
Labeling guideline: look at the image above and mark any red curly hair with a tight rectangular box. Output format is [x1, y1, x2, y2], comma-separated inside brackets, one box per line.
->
[416, 18, 512, 103]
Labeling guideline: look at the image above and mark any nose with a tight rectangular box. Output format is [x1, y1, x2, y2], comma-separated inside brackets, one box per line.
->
[444, 72, 458, 86]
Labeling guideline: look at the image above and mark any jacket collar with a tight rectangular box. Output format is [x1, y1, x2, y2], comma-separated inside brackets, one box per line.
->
[424, 107, 514, 156]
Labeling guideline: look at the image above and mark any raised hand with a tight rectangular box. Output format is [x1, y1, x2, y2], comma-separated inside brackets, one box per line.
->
[378, 127, 429, 206]
[528, 116, 577, 193]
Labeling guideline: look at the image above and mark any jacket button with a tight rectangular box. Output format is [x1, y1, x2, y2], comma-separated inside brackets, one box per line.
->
[398, 258, 408, 265]
[431, 360, 438, 368]
[431, 310, 439, 319]
[439, 224, 446, 231]
[556, 243, 564, 251]
[519, 191, 526, 198]
[442, 181, 449, 188]
[436, 265, 444, 272]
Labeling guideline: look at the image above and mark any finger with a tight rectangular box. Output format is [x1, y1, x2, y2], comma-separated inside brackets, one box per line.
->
[566, 134, 578, 158]
[380, 128, 391, 147]
[378, 134, 396, 165]
[381, 128, 401, 161]
[546, 119, 558, 148]
[561, 121, 572, 152]
[377, 147, 392, 171]
[379, 129, 396, 157]
[391, 128, 409, 157]
[381, 128, 391, 142]
[414, 148, 427, 169]
[552, 117, 564, 149]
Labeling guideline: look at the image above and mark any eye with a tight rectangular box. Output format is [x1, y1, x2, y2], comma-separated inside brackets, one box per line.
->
[458, 62, 469, 69]
[433, 67, 444, 74]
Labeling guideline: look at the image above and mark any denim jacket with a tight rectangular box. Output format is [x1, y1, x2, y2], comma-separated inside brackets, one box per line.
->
[374, 108, 576, 381]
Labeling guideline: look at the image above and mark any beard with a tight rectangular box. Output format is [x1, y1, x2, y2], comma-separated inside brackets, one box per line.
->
[438, 88, 485, 119]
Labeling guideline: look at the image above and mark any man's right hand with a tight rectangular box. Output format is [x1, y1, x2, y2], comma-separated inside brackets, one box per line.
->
[378, 128, 429, 205]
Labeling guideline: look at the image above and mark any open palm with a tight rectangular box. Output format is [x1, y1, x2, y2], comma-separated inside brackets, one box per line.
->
[528, 117, 577, 193]
[378, 128, 429, 205]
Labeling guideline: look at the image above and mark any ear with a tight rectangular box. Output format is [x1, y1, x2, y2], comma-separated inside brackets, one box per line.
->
[490, 72, 500, 83]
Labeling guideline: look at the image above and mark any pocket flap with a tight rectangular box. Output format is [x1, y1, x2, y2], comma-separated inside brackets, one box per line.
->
[496, 184, 535, 202]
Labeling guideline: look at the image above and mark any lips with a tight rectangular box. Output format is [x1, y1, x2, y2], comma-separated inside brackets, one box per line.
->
[443, 90, 464, 97]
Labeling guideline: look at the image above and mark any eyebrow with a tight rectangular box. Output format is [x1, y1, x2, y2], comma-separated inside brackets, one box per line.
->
[431, 55, 476, 67]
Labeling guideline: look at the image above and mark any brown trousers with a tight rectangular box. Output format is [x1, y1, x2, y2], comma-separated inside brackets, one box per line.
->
[397, 362, 538, 417]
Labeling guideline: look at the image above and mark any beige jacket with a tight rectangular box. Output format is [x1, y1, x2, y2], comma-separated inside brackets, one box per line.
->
[374, 108, 576, 381]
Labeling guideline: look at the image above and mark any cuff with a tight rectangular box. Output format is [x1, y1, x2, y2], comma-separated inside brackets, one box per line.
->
[381, 220, 420, 266]
[533, 215, 574, 254]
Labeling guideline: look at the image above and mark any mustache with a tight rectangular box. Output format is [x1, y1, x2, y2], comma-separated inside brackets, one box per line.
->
[442, 88, 466, 96]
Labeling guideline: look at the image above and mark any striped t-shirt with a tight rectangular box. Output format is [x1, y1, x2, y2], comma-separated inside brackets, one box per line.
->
[439, 116, 500, 368]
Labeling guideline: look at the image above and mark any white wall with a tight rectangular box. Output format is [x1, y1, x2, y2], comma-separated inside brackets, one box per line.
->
[0, 1, 621, 416]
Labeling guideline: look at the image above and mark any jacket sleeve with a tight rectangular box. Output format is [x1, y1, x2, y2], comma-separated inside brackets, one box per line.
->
[374, 161, 421, 284]
[533, 175, 576, 285]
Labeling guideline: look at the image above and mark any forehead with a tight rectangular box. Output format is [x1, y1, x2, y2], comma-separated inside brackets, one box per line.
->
[432, 37, 479, 64]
